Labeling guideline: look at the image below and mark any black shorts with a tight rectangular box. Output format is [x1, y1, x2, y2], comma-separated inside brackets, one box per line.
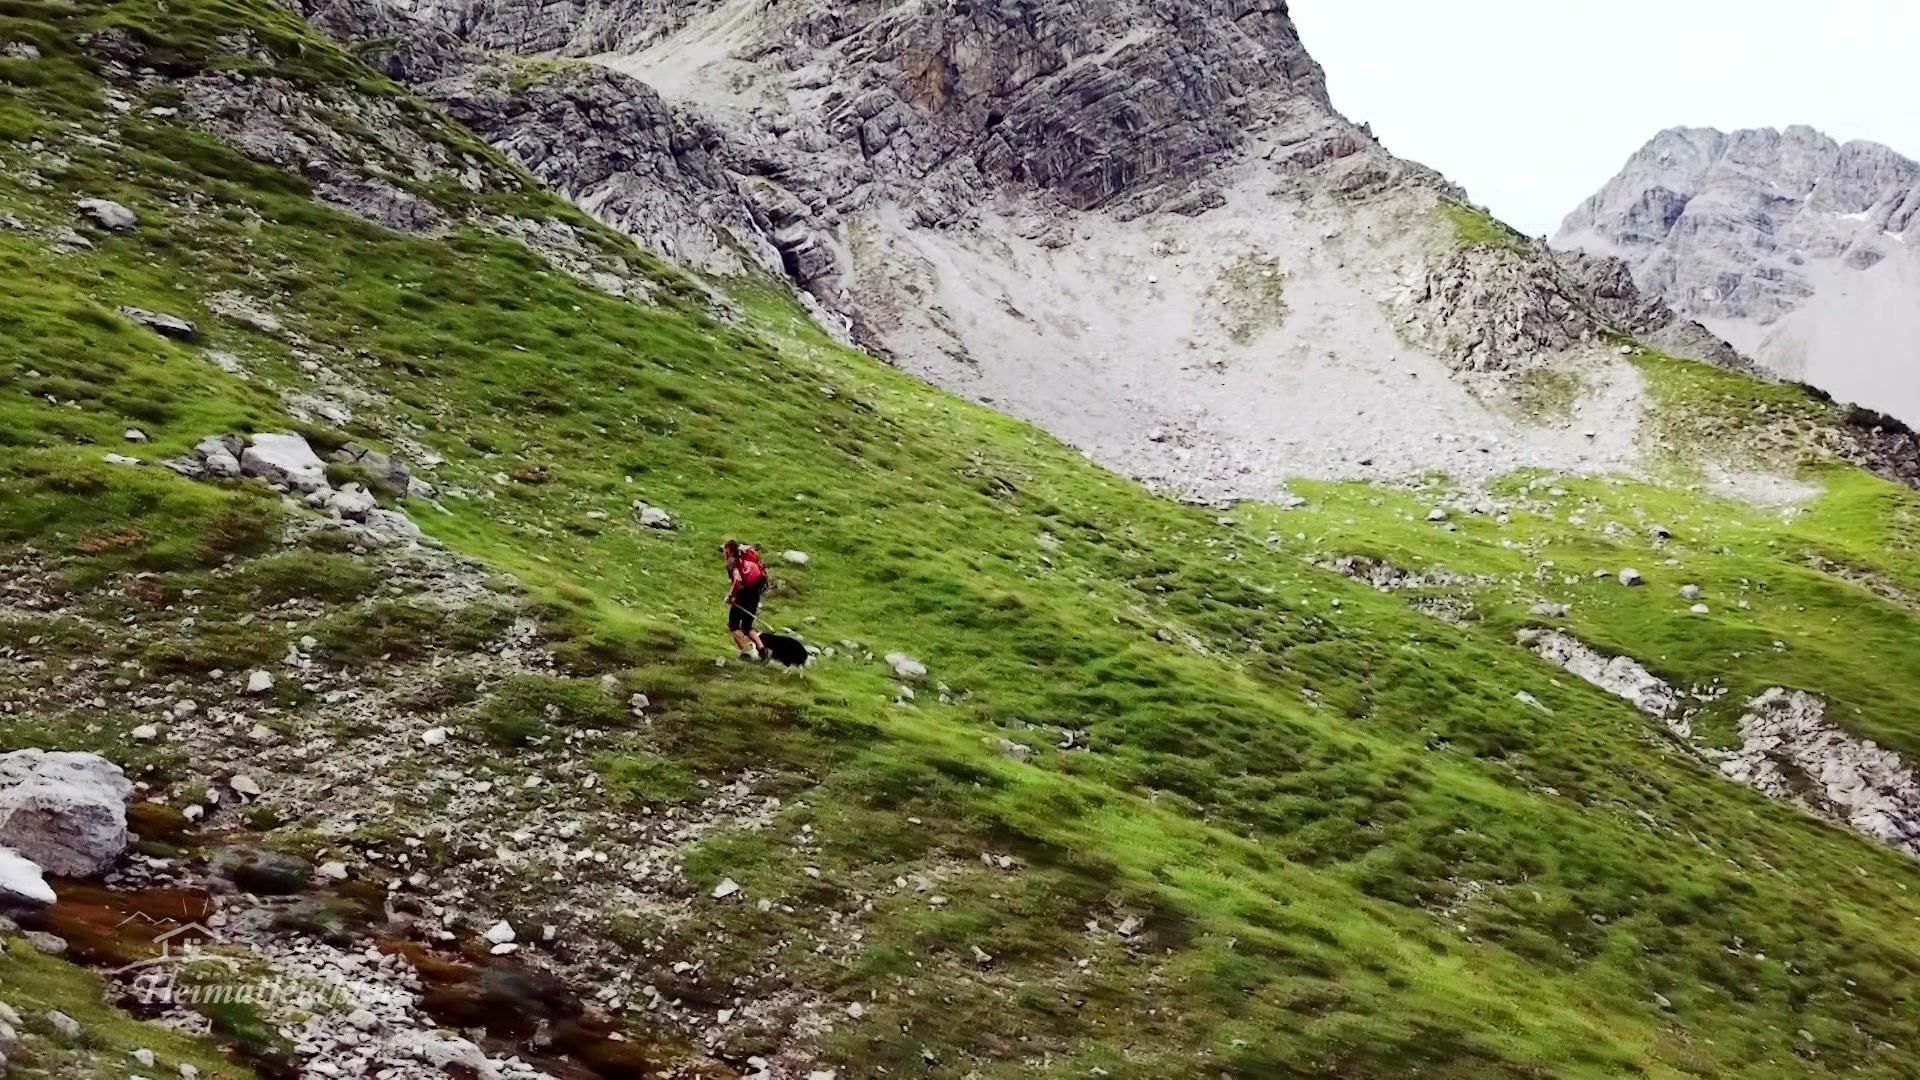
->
[729, 581, 765, 632]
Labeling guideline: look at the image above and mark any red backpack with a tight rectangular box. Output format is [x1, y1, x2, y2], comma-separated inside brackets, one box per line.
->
[735, 546, 767, 587]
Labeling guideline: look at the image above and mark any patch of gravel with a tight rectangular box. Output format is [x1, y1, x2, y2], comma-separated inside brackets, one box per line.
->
[842, 172, 1654, 501]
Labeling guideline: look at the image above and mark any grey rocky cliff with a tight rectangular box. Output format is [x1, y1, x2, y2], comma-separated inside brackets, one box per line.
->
[332, 0, 1456, 306]
[286, 0, 782, 279]
[279, 0, 1803, 498]
[1558, 125, 1920, 425]
[430, 63, 780, 277]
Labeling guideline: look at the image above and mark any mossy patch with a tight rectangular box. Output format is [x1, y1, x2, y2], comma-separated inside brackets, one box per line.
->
[1440, 200, 1531, 252]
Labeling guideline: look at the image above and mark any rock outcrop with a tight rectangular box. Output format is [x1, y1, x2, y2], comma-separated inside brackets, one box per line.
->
[238, 432, 331, 493]
[1558, 125, 1920, 424]
[1720, 689, 1920, 857]
[0, 751, 133, 878]
[173, 432, 428, 542]
[1525, 631, 1683, 727]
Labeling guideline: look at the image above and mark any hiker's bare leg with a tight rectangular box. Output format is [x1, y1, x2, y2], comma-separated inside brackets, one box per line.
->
[731, 629, 755, 654]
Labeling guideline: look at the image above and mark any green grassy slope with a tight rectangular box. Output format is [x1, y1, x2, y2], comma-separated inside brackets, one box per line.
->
[3, 1, 1920, 1077]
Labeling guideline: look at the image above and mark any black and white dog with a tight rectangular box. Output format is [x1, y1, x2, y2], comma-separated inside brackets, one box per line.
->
[760, 633, 812, 668]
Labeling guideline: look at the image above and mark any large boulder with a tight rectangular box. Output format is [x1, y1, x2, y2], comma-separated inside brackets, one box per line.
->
[196, 435, 244, 479]
[364, 508, 422, 543]
[330, 443, 411, 493]
[241, 433, 330, 493]
[119, 306, 198, 340]
[213, 847, 313, 895]
[76, 197, 137, 231]
[885, 653, 928, 681]
[0, 751, 133, 877]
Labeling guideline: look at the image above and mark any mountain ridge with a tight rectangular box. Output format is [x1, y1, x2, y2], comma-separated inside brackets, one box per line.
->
[1557, 123, 1920, 426]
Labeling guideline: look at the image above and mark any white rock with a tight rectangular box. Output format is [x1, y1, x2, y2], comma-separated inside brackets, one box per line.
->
[171, 699, 199, 719]
[393, 1032, 497, 1079]
[1690, 604, 1712, 615]
[120, 303, 196, 336]
[0, 750, 133, 876]
[76, 198, 136, 231]
[191, 437, 242, 480]
[317, 861, 348, 881]
[1618, 568, 1645, 587]
[130, 724, 159, 741]
[782, 550, 811, 565]
[124, 429, 148, 443]
[323, 484, 377, 522]
[420, 727, 449, 747]
[1426, 508, 1450, 522]
[0, 844, 56, 909]
[885, 653, 928, 681]
[346, 1009, 379, 1032]
[245, 670, 274, 695]
[711, 877, 742, 900]
[45, 1009, 81, 1042]
[179, 1066, 199, 1080]
[364, 508, 423, 543]
[228, 775, 262, 798]
[239, 433, 329, 494]
[132, 1049, 157, 1068]
[1680, 584, 1704, 601]
[483, 920, 517, 945]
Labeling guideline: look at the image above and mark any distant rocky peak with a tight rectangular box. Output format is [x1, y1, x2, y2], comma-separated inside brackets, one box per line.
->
[1559, 124, 1920, 426]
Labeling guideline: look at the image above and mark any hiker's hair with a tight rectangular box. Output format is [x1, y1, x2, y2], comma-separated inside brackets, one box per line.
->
[722, 538, 741, 557]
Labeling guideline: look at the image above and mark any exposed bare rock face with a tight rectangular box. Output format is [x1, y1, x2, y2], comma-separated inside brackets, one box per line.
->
[283, 0, 1755, 498]
[1559, 126, 1920, 426]
[1721, 689, 1920, 857]
[283, 0, 780, 279]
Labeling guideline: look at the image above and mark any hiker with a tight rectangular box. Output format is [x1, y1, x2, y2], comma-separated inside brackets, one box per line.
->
[722, 539, 770, 661]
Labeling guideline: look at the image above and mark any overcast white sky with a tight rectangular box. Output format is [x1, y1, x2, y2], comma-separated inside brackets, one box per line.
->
[1291, 0, 1920, 237]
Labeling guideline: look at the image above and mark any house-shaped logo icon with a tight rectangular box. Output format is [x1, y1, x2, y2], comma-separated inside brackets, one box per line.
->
[108, 915, 230, 977]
